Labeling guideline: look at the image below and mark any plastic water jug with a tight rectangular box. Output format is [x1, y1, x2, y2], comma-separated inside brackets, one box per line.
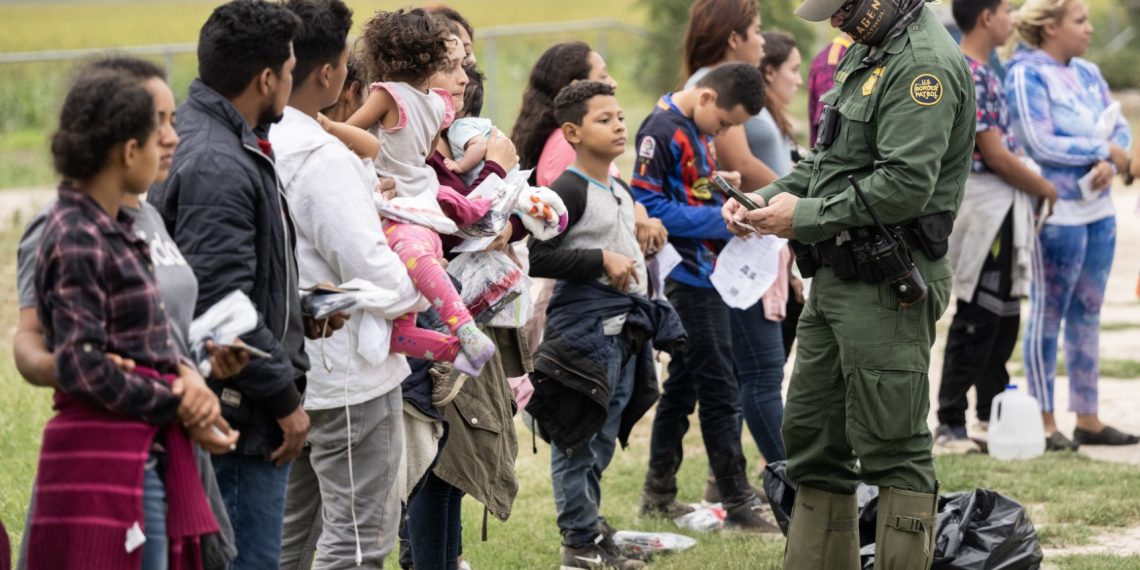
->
[988, 385, 1045, 460]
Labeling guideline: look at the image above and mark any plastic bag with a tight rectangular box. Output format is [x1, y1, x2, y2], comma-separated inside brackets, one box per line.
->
[762, 461, 1044, 570]
[674, 504, 726, 532]
[374, 193, 459, 235]
[188, 290, 268, 376]
[612, 531, 697, 558]
[189, 290, 259, 348]
[445, 250, 524, 323]
[490, 272, 533, 328]
[453, 168, 532, 240]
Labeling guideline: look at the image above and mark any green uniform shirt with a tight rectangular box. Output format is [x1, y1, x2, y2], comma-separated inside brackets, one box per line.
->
[758, 7, 976, 245]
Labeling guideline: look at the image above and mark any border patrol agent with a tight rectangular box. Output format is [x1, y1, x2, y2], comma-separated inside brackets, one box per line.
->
[723, 0, 975, 568]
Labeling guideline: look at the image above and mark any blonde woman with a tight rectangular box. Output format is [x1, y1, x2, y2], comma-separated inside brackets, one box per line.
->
[1005, 0, 1134, 450]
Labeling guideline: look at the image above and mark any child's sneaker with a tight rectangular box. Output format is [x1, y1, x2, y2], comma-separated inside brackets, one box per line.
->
[455, 322, 495, 376]
[429, 362, 466, 407]
[560, 539, 646, 570]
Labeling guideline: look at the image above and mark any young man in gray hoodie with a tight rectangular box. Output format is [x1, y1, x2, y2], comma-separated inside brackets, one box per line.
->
[269, 1, 426, 568]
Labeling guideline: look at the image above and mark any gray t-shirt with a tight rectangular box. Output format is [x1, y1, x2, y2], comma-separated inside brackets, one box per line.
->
[17, 201, 198, 357]
[685, 67, 794, 178]
[16, 207, 48, 310]
[745, 108, 794, 178]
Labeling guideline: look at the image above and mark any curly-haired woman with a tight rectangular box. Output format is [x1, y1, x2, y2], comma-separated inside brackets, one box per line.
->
[27, 68, 232, 570]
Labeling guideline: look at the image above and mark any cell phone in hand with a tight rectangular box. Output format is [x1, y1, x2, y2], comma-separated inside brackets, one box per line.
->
[299, 286, 359, 320]
[711, 174, 760, 210]
[228, 343, 271, 359]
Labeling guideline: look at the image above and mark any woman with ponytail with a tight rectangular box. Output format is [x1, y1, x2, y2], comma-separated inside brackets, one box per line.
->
[1005, 0, 1135, 450]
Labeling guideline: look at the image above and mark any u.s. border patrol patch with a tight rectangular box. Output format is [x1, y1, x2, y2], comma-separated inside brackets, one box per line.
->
[910, 74, 943, 106]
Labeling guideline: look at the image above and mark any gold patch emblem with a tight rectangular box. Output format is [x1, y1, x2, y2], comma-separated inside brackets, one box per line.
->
[910, 73, 943, 106]
[862, 66, 885, 96]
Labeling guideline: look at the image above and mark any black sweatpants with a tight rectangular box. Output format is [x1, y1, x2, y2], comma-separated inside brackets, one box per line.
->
[938, 212, 1020, 427]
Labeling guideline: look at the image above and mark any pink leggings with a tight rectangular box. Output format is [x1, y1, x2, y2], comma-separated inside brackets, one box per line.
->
[384, 220, 473, 362]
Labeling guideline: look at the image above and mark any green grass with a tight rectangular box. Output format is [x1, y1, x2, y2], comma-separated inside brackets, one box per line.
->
[1054, 554, 1140, 570]
[1099, 322, 1140, 333]
[937, 453, 1140, 546]
[451, 437, 1140, 567]
[1010, 354, 1140, 380]
[1006, 321, 1140, 379]
[0, 0, 657, 189]
[1, 219, 1138, 568]
[0, 0, 646, 53]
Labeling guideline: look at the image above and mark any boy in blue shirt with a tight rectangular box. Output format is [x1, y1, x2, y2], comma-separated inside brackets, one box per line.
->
[630, 62, 776, 532]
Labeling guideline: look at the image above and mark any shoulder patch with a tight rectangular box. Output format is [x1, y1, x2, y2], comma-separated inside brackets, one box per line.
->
[638, 137, 656, 159]
[909, 73, 943, 106]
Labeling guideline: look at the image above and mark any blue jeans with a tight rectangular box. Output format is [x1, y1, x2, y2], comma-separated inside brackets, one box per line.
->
[551, 334, 637, 547]
[648, 282, 751, 507]
[407, 471, 464, 570]
[211, 454, 291, 570]
[141, 457, 168, 570]
[730, 302, 787, 463]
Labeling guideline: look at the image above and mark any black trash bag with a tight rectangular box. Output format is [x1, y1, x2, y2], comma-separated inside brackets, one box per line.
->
[763, 462, 1043, 570]
[761, 461, 879, 537]
[930, 489, 1044, 570]
[762, 461, 796, 534]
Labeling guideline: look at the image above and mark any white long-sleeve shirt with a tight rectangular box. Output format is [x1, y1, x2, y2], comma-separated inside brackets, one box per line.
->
[270, 107, 428, 410]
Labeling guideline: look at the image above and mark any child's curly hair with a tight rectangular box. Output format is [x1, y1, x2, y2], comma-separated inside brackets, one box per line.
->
[360, 8, 453, 85]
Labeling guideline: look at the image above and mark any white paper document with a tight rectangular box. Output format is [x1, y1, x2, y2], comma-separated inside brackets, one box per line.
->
[1079, 102, 1122, 201]
[710, 235, 787, 310]
[646, 243, 682, 301]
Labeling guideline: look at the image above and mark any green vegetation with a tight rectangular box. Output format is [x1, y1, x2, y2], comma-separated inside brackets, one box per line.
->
[0, 0, 655, 189]
[1054, 554, 1140, 570]
[636, 0, 815, 95]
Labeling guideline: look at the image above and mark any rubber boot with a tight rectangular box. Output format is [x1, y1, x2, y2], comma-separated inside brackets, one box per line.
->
[874, 487, 937, 570]
[783, 485, 859, 570]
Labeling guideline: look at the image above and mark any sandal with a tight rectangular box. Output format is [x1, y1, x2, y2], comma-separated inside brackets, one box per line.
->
[1073, 426, 1140, 447]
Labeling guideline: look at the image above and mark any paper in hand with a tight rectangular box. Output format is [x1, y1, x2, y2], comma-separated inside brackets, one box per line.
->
[646, 243, 682, 301]
[710, 235, 787, 310]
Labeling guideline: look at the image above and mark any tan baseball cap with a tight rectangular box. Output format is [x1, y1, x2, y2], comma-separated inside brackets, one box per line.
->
[794, 0, 848, 22]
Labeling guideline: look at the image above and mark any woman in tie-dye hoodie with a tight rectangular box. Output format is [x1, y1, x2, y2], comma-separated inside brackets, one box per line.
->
[1005, 0, 1134, 451]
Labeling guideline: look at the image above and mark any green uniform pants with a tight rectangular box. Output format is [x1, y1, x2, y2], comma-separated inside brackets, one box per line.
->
[783, 252, 951, 494]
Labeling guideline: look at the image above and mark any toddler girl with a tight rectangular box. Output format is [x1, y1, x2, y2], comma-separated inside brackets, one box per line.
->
[346, 8, 496, 375]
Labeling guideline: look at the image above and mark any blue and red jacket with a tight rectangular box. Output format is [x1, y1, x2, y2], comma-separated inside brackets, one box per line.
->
[630, 94, 732, 289]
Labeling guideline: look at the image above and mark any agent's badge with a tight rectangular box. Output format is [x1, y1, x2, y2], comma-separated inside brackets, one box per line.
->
[862, 66, 886, 96]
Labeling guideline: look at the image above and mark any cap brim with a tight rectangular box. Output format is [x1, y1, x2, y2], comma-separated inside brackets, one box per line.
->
[795, 0, 846, 22]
